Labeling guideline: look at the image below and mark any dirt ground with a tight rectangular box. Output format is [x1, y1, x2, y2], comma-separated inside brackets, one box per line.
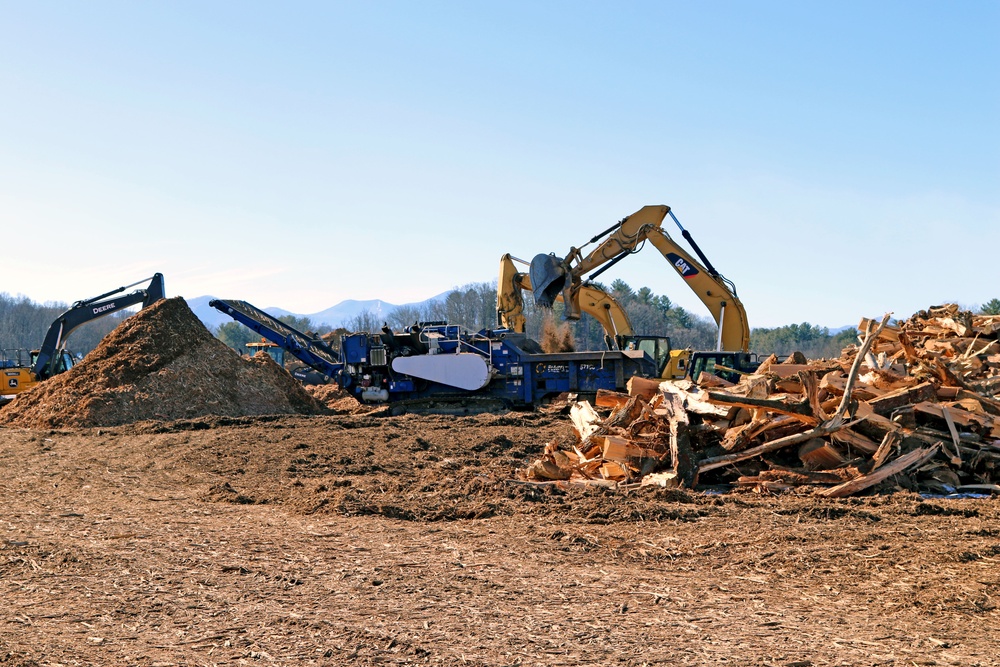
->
[2, 411, 999, 666]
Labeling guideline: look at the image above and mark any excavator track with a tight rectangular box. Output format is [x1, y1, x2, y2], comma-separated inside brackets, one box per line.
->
[382, 395, 514, 417]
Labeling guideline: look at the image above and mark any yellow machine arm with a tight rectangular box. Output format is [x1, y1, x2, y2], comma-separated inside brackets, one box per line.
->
[498, 253, 634, 344]
[528, 205, 751, 353]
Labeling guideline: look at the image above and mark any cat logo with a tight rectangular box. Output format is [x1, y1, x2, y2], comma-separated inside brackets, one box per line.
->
[7, 378, 17, 388]
[665, 253, 699, 279]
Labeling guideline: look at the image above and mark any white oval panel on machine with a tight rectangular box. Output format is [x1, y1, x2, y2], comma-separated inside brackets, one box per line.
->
[391, 353, 493, 391]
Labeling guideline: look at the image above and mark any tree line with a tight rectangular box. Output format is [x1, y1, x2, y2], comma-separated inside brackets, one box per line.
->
[216, 280, 951, 361]
[6, 289, 999, 365]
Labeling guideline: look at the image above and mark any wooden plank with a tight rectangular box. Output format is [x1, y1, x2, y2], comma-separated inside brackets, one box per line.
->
[867, 381, 938, 416]
[818, 445, 940, 498]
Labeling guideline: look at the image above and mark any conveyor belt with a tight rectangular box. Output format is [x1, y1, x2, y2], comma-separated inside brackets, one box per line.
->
[209, 299, 341, 373]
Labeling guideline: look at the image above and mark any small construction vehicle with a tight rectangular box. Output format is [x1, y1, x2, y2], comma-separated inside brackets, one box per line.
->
[245, 339, 285, 365]
[499, 205, 761, 382]
[1, 274, 166, 403]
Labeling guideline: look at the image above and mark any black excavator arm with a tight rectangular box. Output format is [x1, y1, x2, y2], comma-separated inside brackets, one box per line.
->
[32, 273, 166, 380]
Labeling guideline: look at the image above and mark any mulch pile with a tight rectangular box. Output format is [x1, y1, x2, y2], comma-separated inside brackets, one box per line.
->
[303, 383, 374, 414]
[0, 297, 326, 428]
[526, 304, 1000, 497]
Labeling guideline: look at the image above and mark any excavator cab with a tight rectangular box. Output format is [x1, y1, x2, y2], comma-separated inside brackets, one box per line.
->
[622, 335, 673, 378]
[688, 351, 759, 384]
[245, 340, 285, 366]
[30, 349, 75, 376]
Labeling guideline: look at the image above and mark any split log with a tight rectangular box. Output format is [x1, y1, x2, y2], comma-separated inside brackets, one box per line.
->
[817, 444, 940, 498]
[705, 392, 819, 424]
[601, 435, 658, 462]
[570, 401, 602, 441]
[867, 381, 937, 416]
[859, 317, 900, 341]
[798, 438, 845, 470]
[627, 376, 662, 401]
[661, 386, 695, 487]
[871, 430, 903, 471]
[697, 417, 866, 474]
[695, 372, 735, 388]
[914, 401, 993, 434]
[595, 389, 631, 410]
[830, 427, 880, 455]
[527, 459, 572, 481]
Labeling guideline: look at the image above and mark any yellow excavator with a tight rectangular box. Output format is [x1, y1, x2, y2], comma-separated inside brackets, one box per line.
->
[1, 274, 165, 403]
[497, 205, 755, 382]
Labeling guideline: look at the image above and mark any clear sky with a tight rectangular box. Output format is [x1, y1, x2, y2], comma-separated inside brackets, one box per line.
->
[2, 1, 997, 328]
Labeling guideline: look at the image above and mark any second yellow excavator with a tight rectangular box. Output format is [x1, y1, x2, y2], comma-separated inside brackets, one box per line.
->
[497, 205, 757, 382]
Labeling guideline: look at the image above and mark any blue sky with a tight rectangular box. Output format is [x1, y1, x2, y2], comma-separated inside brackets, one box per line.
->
[2, 1, 997, 327]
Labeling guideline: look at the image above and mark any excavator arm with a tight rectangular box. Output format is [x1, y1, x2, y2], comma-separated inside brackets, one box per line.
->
[32, 273, 166, 380]
[528, 205, 751, 353]
[498, 253, 634, 348]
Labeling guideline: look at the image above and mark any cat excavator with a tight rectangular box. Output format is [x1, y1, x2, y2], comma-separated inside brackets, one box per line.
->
[497, 205, 757, 382]
[1, 273, 165, 403]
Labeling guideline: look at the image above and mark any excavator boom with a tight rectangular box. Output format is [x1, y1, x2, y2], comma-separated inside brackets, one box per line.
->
[527, 205, 750, 354]
[33, 273, 166, 380]
[2, 273, 166, 402]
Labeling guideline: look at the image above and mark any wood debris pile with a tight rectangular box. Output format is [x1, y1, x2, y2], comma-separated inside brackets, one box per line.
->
[525, 305, 1000, 497]
[0, 297, 326, 428]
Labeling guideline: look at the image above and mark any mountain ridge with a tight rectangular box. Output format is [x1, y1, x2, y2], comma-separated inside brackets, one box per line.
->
[186, 291, 454, 331]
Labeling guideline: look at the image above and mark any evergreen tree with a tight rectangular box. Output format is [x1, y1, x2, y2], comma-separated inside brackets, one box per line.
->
[981, 298, 1000, 316]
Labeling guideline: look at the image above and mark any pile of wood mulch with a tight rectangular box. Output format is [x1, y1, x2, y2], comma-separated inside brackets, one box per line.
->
[0, 297, 326, 428]
[303, 383, 373, 414]
[526, 304, 1000, 497]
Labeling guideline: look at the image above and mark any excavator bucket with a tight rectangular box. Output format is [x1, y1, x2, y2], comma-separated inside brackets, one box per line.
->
[529, 253, 567, 308]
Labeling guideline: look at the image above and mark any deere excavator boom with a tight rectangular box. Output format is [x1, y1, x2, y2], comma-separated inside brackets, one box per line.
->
[2, 273, 166, 403]
[33, 273, 166, 380]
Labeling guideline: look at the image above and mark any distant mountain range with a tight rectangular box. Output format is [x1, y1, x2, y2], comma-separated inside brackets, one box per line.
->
[186, 291, 454, 332]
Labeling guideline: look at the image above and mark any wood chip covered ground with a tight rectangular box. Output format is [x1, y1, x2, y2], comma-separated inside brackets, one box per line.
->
[1, 302, 998, 665]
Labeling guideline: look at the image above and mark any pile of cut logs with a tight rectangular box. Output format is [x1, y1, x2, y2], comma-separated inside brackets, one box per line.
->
[525, 305, 1000, 497]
